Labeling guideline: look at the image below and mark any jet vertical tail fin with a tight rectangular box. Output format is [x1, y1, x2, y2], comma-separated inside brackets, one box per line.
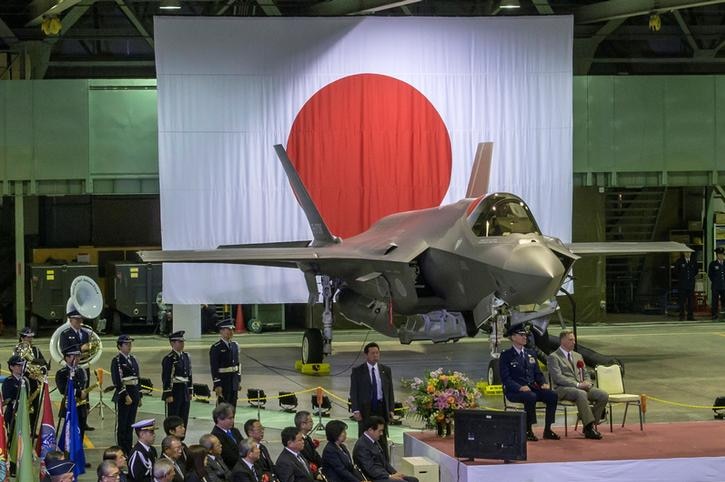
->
[273, 144, 339, 246]
[466, 142, 493, 198]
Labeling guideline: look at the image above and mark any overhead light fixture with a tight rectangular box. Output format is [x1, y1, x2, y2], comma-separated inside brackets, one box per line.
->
[349, 0, 422, 15]
[41, 16, 62, 36]
[159, 0, 182, 10]
[500, 0, 521, 9]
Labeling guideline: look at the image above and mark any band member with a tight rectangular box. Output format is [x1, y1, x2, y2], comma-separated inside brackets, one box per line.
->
[128, 419, 158, 482]
[55, 345, 90, 444]
[209, 319, 241, 408]
[59, 308, 94, 433]
[2, 355, 29, 448]
[112, 334, 142, 456]
[161, 331, 192, 428]
[16, 326, 50, 369]
[13, 327, 45, 432]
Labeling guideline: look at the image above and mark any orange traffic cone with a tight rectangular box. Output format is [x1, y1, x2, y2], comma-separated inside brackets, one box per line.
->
[235, 304, 246, 334]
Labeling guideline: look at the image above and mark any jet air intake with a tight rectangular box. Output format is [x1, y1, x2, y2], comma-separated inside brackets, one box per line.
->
[336, 289, 396, 337]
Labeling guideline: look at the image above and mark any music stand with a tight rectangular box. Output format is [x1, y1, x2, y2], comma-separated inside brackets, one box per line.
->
[88, 366, 115, 419]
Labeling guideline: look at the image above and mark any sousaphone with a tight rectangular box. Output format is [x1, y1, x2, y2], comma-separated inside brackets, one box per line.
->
[49, 275, 104, 367]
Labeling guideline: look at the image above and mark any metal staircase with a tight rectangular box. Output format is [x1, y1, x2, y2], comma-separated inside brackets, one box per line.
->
[605, 188, 666, 313]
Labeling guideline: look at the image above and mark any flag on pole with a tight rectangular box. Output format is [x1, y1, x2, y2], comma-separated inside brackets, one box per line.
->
[58, 373, 85, 480]
[0, 395, 9, 482]
[13, 379, 35, 482]
[35, 379, 56, 474]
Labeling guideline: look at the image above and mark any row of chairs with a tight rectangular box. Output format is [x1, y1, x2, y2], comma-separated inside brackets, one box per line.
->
[502, 363, 644, 436]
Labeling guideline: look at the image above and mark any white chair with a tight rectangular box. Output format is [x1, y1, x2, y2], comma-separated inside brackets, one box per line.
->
[594, 364, 643, 432]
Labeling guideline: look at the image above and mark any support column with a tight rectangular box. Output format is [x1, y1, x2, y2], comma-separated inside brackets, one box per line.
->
[15, 193, 25, 329]
[173, 304, 201, 341]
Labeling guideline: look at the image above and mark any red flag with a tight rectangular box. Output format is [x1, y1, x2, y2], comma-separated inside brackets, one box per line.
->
[0, 395, 9, 482]
[35, 380, 56, 462]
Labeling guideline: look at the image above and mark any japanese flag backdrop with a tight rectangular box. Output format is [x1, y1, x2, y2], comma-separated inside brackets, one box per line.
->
[154, 16, 573, 304]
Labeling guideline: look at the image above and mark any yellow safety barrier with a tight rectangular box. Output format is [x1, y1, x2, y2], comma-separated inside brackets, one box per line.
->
[642, 394, 725, 411]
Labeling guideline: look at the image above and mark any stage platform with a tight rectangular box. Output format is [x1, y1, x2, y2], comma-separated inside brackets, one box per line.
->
[404, 421, 725, 481]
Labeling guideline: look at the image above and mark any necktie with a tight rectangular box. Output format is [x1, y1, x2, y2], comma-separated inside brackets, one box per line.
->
[226, 429, 235, 442]
[567, 352, 573, 367]
[297, 454, 311, 474]
[371, 366, 379, 411]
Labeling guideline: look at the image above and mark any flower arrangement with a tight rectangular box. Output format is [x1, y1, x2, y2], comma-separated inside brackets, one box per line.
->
[404, 368, 480, 428]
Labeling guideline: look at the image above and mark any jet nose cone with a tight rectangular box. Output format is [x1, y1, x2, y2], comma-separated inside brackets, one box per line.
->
[498, 241, 566, 304]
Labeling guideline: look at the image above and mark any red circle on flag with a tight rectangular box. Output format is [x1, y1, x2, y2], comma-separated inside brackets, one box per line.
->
[287, 73, 452, 239]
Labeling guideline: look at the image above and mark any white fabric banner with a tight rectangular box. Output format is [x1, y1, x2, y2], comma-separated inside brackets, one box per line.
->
[154, 16, 573, 304]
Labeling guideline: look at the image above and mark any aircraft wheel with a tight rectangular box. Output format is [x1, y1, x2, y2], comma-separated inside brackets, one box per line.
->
[302, 328, 324, 364]
[487, 358, 501, 385]
[248, 318, 263, 334]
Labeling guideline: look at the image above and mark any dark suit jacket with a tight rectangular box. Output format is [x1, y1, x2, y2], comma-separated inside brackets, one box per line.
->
[349, 362, 394, 421]
[212, 425, 244, 470]
[230, 460, 259, 482]
[207, 455, 231, 482]
[352, 435, 394, 481]
[256, 443, 276, 480]
[275, 449, 315, 482]
[184, 472, 208, 482]
[161, 454, 185, 482]
[499, 346, 545, 396]
[321, 442, 364, 482]
[300, 435, 322, 467]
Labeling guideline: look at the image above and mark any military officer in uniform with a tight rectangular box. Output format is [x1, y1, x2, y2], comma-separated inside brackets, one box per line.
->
[55, 345, 91, 445]
[709, 247, 725, 320]
[112, 334, 142, 455]
[2, 355, 29, 450]
[674, 250, 699, 321]
[128, 419, 158, 482]
[58, 308, 94, 435]
[209, 319, 241, 409]
[499, 324, 559, 442]
[162, 331, 192, 428]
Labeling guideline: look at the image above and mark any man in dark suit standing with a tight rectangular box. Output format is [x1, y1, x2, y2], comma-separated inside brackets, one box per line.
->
[211, 403, 244, 470]
[352, 416, 417, 482]
[709, 247, 725, 320]
[230, 439, 261, 482]
[349, 342, 394, 456]
[275, 427, 315, 482]
[500, 324, 559, 442]
[674, 251, 698, 320]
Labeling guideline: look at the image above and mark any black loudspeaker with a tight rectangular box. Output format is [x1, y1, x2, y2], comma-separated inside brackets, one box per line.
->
[454, 409, 526, 461]
[713, 396, 725, 419]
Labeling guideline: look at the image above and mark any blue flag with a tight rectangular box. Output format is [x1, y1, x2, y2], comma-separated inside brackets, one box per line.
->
[58, 371, 85, 480]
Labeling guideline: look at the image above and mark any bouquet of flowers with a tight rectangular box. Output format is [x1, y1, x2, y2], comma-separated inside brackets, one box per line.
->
[404, 368, 480, 428]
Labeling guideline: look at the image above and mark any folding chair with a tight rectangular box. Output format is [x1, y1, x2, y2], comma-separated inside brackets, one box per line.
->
[594, 364, 644, 432]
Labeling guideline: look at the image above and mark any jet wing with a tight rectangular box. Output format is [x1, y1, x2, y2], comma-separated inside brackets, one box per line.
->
[567, 241, 692, 256]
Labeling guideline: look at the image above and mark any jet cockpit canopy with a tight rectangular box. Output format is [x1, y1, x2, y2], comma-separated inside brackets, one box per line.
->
[467, 193, 541, 237]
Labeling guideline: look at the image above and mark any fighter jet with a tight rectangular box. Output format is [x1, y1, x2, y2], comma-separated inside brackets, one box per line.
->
[140, 144, 688, 367]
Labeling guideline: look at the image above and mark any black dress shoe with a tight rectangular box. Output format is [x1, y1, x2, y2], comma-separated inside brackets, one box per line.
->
[84, 426, 95, 431]
[543, 429, 560, 440]
[584, 426, 603, 440]
[526, 430, 538, 442]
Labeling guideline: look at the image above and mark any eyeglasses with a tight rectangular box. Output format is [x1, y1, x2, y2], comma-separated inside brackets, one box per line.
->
[103, 473, 121, 480]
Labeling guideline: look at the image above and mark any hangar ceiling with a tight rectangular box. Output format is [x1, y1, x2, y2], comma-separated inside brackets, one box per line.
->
[2, 0, 725, 79]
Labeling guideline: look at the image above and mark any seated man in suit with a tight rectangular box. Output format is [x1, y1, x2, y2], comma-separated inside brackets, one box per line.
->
[295, 411, 322, 467]
[244, 419, 277, 481]
[211, 403, 244, 470]
[160, 436, 185, 482]
[199, 434, 231, 482]
[230, 439, 261, 482]
[275, 427, 315, 482]
[352, 417, 417, 482]
[499, 324, 560, 442]
[547, 329, 608, 440]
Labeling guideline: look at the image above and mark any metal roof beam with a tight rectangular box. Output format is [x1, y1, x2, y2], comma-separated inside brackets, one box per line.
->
[257, 1, 282, 15]
[308, 0, 421, 15]
[26, 0, 84, 27]
[575, 0, 725, 25]
[531, 0, 554, 15]
[114, 0, 154, 48]
[672, 10, 700, 53]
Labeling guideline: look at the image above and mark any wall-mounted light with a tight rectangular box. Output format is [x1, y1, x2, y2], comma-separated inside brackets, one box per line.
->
[159, 0, 182, 11]
[500, 0, 521, 9]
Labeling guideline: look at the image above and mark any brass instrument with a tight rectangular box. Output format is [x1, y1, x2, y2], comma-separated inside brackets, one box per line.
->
[14, 342, 46, 380]
[49, 276, 104, 368]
